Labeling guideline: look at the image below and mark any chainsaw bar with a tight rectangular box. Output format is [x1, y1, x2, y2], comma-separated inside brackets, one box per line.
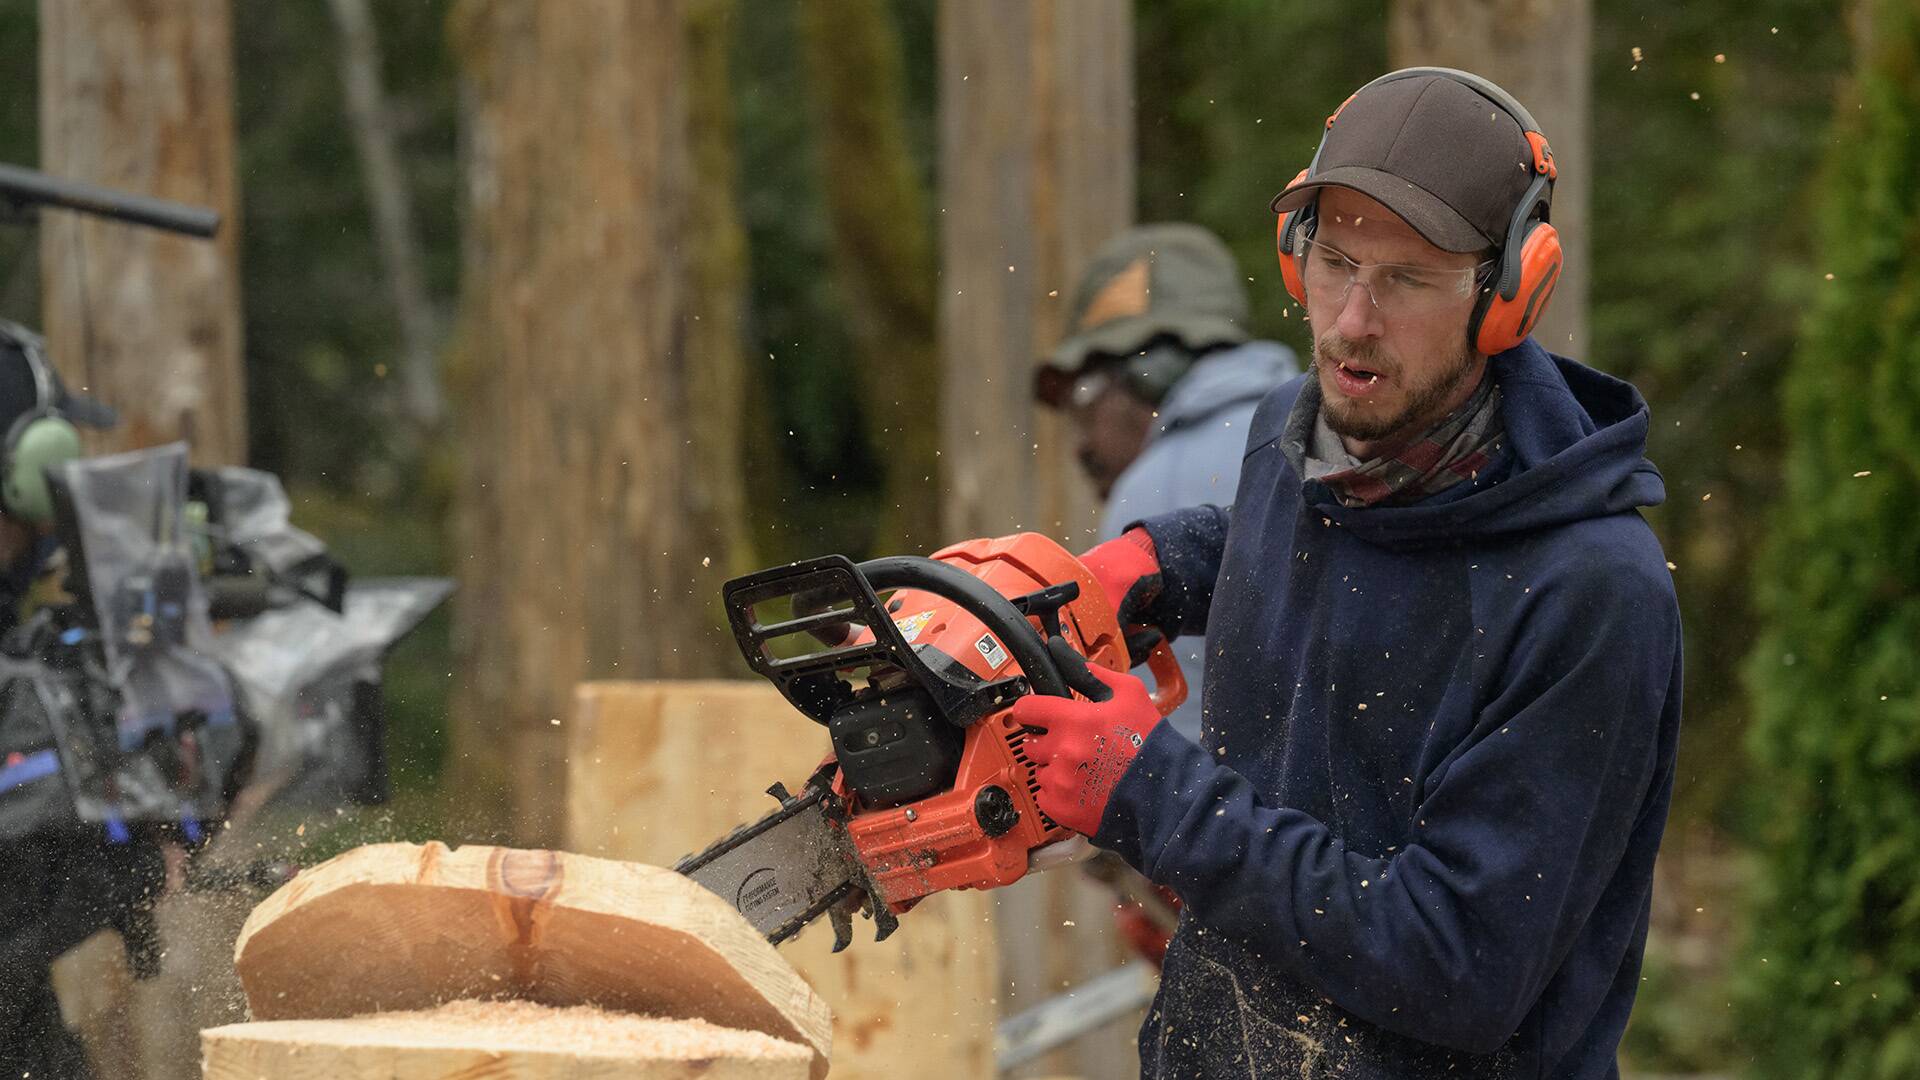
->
[675, 764, 897, 952]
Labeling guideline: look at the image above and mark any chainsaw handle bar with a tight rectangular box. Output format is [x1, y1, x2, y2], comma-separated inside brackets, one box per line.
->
[1143, 637, 1189, 717]
[856, 555, 1070, 699]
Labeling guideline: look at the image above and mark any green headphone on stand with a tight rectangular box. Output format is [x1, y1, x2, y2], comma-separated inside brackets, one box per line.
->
[0, 325, 85, 526]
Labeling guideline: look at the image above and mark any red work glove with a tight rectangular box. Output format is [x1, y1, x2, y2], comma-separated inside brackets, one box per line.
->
[1115, 901, 1174, 967]
[1010, 637, 1162, 837]
[1079, 528, 1170, 667]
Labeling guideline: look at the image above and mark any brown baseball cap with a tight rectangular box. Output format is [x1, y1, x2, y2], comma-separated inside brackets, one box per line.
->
[1270, 69, 1547, 254]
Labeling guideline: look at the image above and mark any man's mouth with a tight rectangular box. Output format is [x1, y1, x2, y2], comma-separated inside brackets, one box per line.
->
[1330, 360, 1385, 396]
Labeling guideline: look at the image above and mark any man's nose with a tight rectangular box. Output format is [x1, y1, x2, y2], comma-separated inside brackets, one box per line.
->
[1333, 277, 1385, 340]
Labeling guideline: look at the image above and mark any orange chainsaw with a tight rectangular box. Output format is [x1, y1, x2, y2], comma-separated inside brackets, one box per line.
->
[676, 532, 1185, 951]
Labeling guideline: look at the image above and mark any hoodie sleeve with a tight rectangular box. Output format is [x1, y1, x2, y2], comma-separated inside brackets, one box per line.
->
[1092, 557, 1680, 1054]
[1130, 505, 1231, 638]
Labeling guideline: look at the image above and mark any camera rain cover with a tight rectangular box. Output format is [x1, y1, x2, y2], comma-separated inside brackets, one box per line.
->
[40, 443, 243, 826]
[211, 576, 451, 809]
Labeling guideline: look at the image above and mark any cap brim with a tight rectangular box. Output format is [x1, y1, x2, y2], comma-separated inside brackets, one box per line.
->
[1035, 312, 1249, 408]
[1270, 167, 1491, 253]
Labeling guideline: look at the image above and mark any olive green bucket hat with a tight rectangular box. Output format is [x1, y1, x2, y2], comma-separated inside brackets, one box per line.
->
[1034, 223, 1250, 408]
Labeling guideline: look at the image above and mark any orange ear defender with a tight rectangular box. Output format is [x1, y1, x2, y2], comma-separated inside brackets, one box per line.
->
[1471, 215, 1562, 355]
[1275, 168, 1312, 306]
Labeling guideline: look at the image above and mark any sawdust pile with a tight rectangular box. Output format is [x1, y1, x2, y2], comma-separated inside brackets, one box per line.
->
[304, 999, 812, 1061]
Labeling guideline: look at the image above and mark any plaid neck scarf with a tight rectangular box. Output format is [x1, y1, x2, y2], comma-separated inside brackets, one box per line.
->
[1283, 369, 1506, 508]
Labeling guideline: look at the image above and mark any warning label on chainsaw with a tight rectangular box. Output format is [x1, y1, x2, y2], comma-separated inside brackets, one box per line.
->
[974, 633, 1009, 670]
[894, 610, 935, 644]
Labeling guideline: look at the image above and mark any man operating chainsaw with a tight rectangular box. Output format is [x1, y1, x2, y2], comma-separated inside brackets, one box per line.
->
[1008, 68, 1683, 1078]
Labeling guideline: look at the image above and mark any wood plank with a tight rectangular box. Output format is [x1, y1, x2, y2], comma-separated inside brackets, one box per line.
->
[566, 680, 998, 1080]
[232, 841, 830, 1080]
[202, 1001, 811, 1080]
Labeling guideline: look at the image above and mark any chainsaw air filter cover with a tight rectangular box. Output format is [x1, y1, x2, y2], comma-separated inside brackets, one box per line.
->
[827, 686, 962, 808]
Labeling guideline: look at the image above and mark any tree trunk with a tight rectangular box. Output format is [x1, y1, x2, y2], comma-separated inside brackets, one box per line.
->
[326, 0, 444, 431]
[797, 0, 941, 554]
[939, 0, 1132, 550]
[37, 0, 247, 465]
[448, 0, 752, 847]
[1389, 0, 1590, 358]
[685, 0, 755, 582]
[938, 3, 1135, 1075]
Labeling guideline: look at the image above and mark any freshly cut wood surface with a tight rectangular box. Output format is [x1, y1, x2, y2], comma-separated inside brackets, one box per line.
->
[233, 842, 830, 1079]
[567, 681, 998, 1079]
[201, 999, 811, 1079]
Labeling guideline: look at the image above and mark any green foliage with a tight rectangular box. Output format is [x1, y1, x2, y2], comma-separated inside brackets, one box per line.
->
[0, 0, 38, 319]
[233, 0, 460, 496]
[1591, 2, 1851, 845]
[1136, 0, 1386, 356]
[731, 1, 929, 564]
[1737, 3, 1920, 1074]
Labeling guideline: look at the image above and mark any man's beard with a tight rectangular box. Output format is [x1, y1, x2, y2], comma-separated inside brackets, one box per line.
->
[1313, 334, 1479, 446]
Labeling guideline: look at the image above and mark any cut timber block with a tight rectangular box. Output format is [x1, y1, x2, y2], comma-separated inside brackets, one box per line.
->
[202, 1000, 812, 1079]
[232, 842, 830, 1079]
[567, 681, 998, 1080]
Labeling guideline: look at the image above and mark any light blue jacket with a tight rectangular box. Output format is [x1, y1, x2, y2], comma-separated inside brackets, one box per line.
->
[1099, 339, 1299, 738]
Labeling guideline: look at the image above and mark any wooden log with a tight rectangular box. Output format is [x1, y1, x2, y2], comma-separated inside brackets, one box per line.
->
[232, 842, 830, 1080]
[202, 1000, 811, 1079]
[567, 680, 999, 1080]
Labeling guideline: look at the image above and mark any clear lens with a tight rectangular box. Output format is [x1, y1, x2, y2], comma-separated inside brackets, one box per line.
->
[1297, 236, 1482, 317]
[1068, 369, 1114, 411]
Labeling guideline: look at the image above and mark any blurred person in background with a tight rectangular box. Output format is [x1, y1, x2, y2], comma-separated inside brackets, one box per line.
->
[0, 319, 147, 1080]
[1033, 223, 1298, 742]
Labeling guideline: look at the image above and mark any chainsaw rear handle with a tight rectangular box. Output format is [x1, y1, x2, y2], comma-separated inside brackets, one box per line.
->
[856, 555, 1071, 700]
[1143, 637, 1188, 717]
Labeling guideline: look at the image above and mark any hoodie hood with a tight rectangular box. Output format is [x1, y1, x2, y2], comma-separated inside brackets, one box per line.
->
[1154, 340, 1299, 437]
[1295, 339, 1665, 550]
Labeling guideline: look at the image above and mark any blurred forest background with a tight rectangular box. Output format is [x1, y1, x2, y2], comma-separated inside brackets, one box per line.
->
[1, 0, 1914, 1076]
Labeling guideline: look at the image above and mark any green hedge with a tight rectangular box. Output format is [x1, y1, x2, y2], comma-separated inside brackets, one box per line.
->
[1738, 3, 1920, 1075]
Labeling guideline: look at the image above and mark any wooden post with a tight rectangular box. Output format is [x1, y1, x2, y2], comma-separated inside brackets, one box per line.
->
[938, 3, 1141, 1075]
[36, 0, 247, 465]
[1390, 0, 1591, 358]
[567, 681, 999, 1080]
[447, 0, 752, 846]
[938, 0, 1133, 550]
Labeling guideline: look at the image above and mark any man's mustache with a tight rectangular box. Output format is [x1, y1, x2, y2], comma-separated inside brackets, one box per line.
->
[1314, 336, 1392, 375]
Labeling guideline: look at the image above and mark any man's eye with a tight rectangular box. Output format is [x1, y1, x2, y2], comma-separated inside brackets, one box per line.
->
[1389, 271, 1434, 290]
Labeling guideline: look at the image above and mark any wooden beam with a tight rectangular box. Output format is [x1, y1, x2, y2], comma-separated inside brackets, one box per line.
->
[232, 842, 831, 1080]
[566, 680, 999, 1080]
[202, 1000, 812, 1079]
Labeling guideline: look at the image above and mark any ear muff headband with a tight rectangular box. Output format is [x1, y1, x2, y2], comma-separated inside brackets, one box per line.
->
[0, 326, 84, 524]
[1273, 67, 1562, 354]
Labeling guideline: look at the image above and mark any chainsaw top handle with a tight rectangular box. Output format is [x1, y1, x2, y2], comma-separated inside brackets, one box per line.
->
[723, 551, 1074, 735]
[855, 555, 1069, 699]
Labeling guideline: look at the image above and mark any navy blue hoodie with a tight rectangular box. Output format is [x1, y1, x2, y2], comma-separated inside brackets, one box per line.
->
[1094, 341, 1683, 1079]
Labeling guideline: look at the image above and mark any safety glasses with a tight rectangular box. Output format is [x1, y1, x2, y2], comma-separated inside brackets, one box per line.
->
[1298, 235, 1492, 318]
